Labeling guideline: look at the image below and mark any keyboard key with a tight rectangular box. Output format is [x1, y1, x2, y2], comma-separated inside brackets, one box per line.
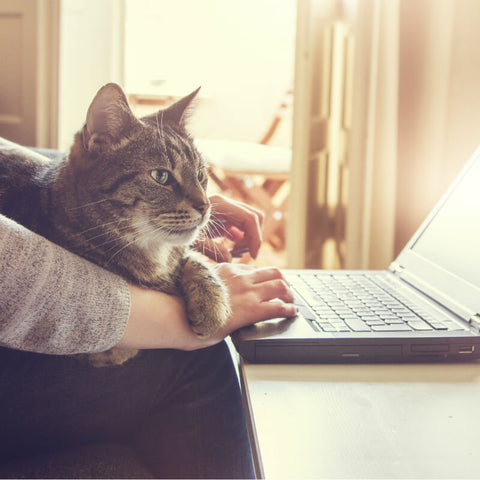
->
[371, 324, 412, 332]
[344, 319, 371, 332]
[295, 287, 323, 307]
[385, 319, 406, 325]
[341, 314, 364, 320]
[408, 321, 434, 331]
[298, 305, 317, 322]
[429, 323, 449, 331]
[322, 326, 338, 332]
[365, 320, 385, 326]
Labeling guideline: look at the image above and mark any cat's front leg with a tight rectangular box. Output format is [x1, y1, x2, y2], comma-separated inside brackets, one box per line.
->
[179, 253, 231, 338]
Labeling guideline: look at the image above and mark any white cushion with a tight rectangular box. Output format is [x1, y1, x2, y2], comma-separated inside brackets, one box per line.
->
[195, 138, 291, 174]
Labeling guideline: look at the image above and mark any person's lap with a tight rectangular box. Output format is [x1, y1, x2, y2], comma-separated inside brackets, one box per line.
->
[0, 342, 254, 479]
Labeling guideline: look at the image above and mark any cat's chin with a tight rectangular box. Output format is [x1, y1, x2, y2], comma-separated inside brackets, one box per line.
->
[166, 227, 200, 246]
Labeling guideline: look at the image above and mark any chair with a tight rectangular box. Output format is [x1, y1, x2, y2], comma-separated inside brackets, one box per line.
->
[195, 88, 293, 252]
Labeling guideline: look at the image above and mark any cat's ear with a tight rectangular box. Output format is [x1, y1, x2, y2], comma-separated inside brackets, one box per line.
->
[144, 87, 201, 128]
[163, 87, 201, 126]
[84, 83, 138, 152]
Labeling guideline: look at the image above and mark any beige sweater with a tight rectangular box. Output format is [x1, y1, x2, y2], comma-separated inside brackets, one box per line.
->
[0, 214, 130, 355]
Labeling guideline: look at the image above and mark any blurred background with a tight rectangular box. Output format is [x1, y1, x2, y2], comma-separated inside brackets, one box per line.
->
[1, 0, 480, 271]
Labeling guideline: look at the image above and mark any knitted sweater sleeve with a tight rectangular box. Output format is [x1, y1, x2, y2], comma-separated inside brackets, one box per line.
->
[0, 214, 131, 355]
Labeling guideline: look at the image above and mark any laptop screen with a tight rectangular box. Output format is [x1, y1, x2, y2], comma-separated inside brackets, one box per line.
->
[395, 147, 480, 320]
[410, 156, 480, 287]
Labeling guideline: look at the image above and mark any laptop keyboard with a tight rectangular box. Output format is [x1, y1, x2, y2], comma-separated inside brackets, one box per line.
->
[288, 273, 464, 333]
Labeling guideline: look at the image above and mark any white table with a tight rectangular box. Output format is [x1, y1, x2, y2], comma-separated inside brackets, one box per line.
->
[239, 360, 480, 479]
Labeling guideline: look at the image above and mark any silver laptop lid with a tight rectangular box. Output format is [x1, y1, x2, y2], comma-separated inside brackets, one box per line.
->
[392, 146, 480, 323]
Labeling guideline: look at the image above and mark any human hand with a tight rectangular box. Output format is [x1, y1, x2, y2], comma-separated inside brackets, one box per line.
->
[209, 263, 298, 340]
[195, 194, 264, 262]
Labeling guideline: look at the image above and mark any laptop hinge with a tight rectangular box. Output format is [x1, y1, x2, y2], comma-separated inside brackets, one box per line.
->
[469, 314, 480, 332]
[389, 262, 405, 276]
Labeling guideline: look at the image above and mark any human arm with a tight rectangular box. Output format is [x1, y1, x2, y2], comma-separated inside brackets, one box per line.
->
[117, 262, 298, 351]
[0, 214, 131, 355]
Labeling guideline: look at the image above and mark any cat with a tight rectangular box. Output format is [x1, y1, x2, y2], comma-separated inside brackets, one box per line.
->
[0, 83, 231, 367]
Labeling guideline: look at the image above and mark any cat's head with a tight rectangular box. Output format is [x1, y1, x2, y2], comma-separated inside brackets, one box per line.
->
[69, 82, 210, 250]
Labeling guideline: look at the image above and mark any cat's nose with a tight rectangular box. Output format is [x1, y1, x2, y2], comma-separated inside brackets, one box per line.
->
[194, 203, 210, 216]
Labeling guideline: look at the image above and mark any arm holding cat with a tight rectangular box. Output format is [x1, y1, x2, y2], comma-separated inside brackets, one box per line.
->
[120, 263, 297, 351]
[0, 214, 130, 355]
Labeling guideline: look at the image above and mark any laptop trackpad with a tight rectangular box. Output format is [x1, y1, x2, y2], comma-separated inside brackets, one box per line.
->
[235, 314, 334, 341]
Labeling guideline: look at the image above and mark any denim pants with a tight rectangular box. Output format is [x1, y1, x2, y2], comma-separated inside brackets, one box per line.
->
[0, 341, 255, 479]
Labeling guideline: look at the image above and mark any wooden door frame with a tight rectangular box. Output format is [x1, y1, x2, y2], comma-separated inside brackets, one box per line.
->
[37, 0, 60, 148]
[0, 0, 60, 147]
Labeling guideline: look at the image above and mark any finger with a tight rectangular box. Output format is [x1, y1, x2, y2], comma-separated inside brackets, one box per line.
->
[249, 266, 285, 285]
[234, 211, 263, 259]
[230, 245, 250, 258]
[255, 278, 295, 304]
[210, 194, 265, 227]
[237, 203, 265, 227]
[257, 300, 298, 321]
[211, 204, 263, 259]
[195, 238, 232, 263]
[214, 262, 255, 279]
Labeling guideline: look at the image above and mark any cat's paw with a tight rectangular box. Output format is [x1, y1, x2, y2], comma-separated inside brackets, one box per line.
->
[86, 347, 139, 367]
[181, 256, 231, 338]
[189, 285, 231, 338]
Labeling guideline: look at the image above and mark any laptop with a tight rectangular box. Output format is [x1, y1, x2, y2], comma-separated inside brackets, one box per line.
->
[232, 146, 480, 363]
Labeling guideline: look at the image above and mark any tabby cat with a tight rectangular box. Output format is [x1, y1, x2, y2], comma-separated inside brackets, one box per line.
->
[0, 83, 230, 366]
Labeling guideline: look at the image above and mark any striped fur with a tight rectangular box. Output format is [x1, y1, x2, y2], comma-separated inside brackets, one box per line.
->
[0, 83, 230, 366]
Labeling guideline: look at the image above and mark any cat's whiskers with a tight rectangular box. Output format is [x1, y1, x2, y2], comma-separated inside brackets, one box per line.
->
[82, 219, 154, 253]
[193, 215, 231, 262]
[206, 208, 233, 231]
[195, 231, 215, 262]
[103, 220, 179, 256]
[82, 222, 136, 245]
[199, 224, 224, 263]
[75, 218, 128, 237]
[204, 217, 229, 239]
[105, 221, 177, 265]
[66, 198, 109, 211]
[107, 215, 203, 262]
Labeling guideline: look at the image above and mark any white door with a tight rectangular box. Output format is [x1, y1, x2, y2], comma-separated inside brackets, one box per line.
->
[57, 0, 124, 151]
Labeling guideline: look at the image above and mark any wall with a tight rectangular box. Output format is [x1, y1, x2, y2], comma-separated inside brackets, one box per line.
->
[123, 0, 296, 146]
[57, 0, 124, 150]
[56, 0, 295, 151]
[395, 0, 480, 254]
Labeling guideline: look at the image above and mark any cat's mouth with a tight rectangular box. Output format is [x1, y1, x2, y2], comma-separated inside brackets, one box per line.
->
[170, 225, 199, 235]
[165, 224, 203, 245]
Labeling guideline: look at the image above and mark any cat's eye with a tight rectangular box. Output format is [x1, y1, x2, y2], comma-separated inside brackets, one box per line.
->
[197, 168, 206, 183]
[150, 169, 171, 185]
